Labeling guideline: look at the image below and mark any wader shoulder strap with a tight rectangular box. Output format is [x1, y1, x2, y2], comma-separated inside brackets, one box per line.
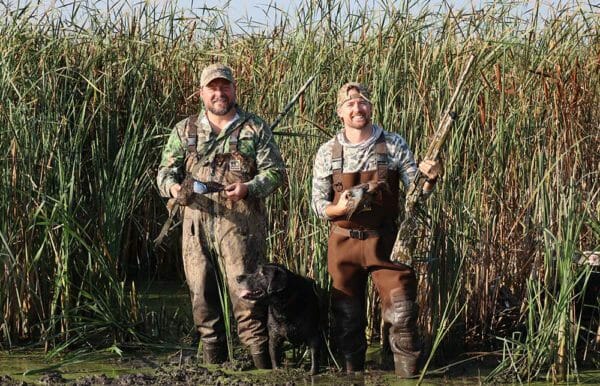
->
[331, 136, 344, 192]
[186, 114, 247, 159]
[186, 114, 199, 155]
[331, 131, 388, 191]
[375, 131, 388, 183]
[229, 125, 241, 152]
[223, 116, 249, 153]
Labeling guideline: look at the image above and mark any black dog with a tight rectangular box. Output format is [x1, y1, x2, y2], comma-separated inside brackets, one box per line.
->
[236, 264, 322, 374]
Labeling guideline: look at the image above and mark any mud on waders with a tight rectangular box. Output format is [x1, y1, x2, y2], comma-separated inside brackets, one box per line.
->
[155, 74, 316, 246]
[179, 113, 270, 367]
[155, 75, 316, 369]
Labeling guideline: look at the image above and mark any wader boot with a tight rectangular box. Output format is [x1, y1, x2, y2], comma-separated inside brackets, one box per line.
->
[250, 344, 272, 369]
[344, 350, 366, 373]
[331, 294, 367, 373]
[202, 342, 228, 364]
[386, 288, 420, 378]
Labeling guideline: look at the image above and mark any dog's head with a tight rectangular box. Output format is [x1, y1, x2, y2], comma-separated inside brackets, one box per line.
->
[236, 264, 288, 302]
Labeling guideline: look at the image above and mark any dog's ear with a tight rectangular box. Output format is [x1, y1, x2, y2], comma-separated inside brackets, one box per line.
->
[266, 265, 287, 294]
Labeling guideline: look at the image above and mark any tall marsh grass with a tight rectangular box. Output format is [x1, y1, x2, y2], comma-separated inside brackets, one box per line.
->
[1, 0, 598, 381]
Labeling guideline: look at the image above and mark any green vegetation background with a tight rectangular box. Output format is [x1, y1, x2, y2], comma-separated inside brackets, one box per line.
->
[1, 0, 598, 382]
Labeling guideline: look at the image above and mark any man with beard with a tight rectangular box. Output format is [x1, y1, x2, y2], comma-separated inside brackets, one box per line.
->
[311, 83, 441, 377]
[157, 63, 285, 369]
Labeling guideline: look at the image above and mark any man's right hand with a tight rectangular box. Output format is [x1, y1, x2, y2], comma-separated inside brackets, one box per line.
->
[324, 190, 352, 218]
[170, 183, 182, 198]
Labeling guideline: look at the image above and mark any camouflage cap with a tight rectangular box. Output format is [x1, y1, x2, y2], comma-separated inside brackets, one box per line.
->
[200, 63, 235, 87]
[336, 82, 371, 108]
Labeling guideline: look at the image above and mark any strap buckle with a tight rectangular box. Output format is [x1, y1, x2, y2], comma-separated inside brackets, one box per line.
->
[349, 229, 367, 240]
[333, 181, 344, 192]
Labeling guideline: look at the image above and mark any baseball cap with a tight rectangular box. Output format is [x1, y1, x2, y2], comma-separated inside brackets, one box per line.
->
[200, 63, 235, 87]
[337, 82, 371, 107]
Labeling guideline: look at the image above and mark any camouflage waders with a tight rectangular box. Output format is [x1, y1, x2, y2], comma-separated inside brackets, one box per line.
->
[328, 133, 420, 377]
[182, 116, 269, 363]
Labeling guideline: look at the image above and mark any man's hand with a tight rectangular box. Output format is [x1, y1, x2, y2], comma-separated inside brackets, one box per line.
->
[418, 159, 443, 181]
[324, 189, 352, 218]
[224, 182, 249, 202]
[170, 183, 182, 198]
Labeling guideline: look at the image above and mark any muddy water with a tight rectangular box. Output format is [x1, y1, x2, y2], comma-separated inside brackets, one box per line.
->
[1, 281, 598, 385]
[2, 347, 600, 385]
[0, 349, 478, 386]
[0, 350, 150, 384]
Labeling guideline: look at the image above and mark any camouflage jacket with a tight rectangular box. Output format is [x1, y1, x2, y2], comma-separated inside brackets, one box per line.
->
[311, 124, 431, 220]
[157, 107, 285, 199]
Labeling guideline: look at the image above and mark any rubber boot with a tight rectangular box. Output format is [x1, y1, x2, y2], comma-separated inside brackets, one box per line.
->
[344, 350, 366, 373]
[386, 289, 421, 378]
[251, 352, 272, 369]
[379, 322, 394, 370]
[250, 344, 272, 369]
[392, 332, 419, 378]
[331, 294, 367, 374]
[202, 342, 228, 364]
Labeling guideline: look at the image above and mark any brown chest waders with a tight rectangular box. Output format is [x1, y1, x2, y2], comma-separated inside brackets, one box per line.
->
[328, 133, 420, 377]
[181, 115, 270, 366]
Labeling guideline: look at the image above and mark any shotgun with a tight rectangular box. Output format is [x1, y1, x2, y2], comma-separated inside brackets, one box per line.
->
[391, 54, 476, 265]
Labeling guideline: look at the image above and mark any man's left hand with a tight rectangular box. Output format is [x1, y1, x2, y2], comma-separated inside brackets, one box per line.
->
[418, 159, 443, 181]
[224, 182, 249, 202]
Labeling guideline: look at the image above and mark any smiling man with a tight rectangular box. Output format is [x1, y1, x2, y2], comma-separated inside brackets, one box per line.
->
[311, 82, 441, 377]
[157, 63, 285, 369]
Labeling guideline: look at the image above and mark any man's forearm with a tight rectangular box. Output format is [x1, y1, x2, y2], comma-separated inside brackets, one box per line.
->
[246, 169, 285, 198]
[157, 167, 181, 198]
[324, 202, 346, 218]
